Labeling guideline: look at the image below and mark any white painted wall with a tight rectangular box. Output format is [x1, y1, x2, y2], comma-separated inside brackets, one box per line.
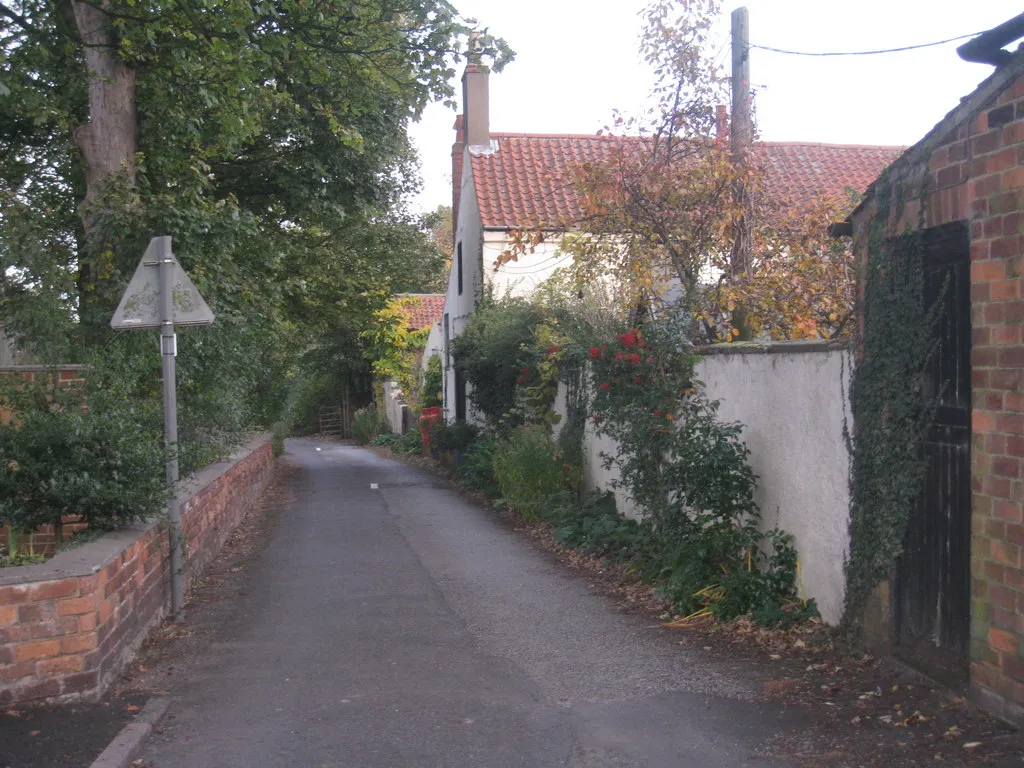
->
[442, 154, 483, 423]
[696, 344, 853, 624]
[569, 344, 853, 624]
[382, 380, 407, 434]
[484, 232, 569, 298]
[421, 321, 444, 370]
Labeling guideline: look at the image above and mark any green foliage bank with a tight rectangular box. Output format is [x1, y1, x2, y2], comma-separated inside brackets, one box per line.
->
[0, 1, 511, 548]
[447, 291, 814, 626]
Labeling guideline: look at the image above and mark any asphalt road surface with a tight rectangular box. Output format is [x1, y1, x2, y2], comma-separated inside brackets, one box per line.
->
[141, 439, 803, 767]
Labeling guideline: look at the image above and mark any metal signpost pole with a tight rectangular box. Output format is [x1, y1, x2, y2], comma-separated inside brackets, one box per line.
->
[112, 234, 213, 619]
[157, 236, 184, 616]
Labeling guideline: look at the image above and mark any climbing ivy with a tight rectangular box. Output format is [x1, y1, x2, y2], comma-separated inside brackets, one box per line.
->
[842, 178, 941, 628]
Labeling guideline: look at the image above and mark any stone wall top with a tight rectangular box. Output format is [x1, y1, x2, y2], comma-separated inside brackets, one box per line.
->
[696, 339, 850, 356]
[0, 432, 272, 588]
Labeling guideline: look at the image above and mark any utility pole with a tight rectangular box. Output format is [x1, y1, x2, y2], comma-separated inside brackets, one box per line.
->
[730, 6, 753, 340]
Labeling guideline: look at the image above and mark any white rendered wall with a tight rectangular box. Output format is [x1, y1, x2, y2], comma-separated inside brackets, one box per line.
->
[571, 343, 853, 624]
[382, 380, 407, 434]
[483, 232, 569, 298]
[696, 344, 852, 624]
[421, 320, 444, 372]
[443, 157, 483, 423]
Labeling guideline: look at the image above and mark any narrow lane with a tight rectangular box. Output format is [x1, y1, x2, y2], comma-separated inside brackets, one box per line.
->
[142, 440, 801, 767]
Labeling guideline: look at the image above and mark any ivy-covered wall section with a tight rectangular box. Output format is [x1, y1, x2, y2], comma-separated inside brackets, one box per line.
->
[849, 55, 1024, 725]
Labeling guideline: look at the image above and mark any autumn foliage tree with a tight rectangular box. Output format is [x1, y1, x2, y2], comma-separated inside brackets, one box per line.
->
[499, 0, 858, 343]
[707, 188, 860, 340]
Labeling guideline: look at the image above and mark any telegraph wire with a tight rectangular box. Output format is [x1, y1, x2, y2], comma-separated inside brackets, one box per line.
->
[750, 30, 985, 57]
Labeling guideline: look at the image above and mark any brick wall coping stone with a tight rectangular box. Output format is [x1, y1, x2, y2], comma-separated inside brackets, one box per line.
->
[0, 364, 88, 373]
[0, 432, 272, 588]
[696, 339, 850, 356]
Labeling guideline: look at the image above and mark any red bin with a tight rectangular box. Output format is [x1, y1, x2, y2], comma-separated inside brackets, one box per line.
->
[419, 406, 442, 452]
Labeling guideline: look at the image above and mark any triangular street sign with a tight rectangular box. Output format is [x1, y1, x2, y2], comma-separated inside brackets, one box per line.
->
[111, 238, 215, 330]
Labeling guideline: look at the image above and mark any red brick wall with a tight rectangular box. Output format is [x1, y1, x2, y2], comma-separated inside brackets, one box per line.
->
[0, 434, 274, 706]
[0, 365, 86, 427]
[853, 74, 1024, 724]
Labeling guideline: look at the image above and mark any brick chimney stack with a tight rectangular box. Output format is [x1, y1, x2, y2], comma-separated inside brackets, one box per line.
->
[452, 42, 490, 245]
[451, 114, 464, 247]
[461, 57, 490, 148]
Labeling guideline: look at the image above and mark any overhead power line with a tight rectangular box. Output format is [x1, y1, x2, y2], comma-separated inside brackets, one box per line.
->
[750, 30, 986, 57]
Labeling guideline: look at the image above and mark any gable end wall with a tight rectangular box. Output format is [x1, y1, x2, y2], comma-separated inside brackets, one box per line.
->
[852, 72, 1024, 725]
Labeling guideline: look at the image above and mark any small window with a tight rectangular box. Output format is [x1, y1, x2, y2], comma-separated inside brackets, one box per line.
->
[457, 242, 463, 295]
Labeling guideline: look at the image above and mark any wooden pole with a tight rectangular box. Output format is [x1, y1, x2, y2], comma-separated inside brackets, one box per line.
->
[730, 6, 754, 340]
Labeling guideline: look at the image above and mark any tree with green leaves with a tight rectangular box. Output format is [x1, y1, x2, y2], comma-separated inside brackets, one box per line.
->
[1, 0, 510, 424]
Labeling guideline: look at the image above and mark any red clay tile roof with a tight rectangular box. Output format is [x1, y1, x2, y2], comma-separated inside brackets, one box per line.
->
[469, 133, 904, 229]
[757, 142, 903, 207]
[398, 294, 445, 330]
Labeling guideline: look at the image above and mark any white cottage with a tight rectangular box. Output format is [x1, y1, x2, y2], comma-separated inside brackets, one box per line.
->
[440, 58, 902, 423]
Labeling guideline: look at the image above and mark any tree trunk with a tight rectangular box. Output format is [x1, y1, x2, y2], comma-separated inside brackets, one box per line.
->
[70, 0, 137, 332]
[71, 0, 137, 206]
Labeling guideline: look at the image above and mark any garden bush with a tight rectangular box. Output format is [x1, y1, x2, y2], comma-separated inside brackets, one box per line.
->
[421, 354, 443, 409]
[452, 433, 500, 496]
[428, 420, 478, 453]
[492, 425, 579, 521]
[0, 396, 170, 536]
[390, 429, 424, 455]
[451, 295, 542, 422]
[351, 405, 387, 445]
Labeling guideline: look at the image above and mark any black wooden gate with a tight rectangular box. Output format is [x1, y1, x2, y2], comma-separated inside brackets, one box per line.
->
[893, 221, 972, 684]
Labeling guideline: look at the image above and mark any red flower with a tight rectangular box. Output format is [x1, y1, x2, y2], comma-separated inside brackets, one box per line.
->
[614, 351, 623, 361]
[521, 367, 529, 374]
[589, 346, 601, 360]
[516, 376, 524, 384]
[633, 377, 642, 384]
[653, 410, 661, 417]
[592, 415, 602, 424]
[619, 329, 639, 348]
[599, 382, 610, 391]
[627, 353, 641, 364]
[547, 344, 561, 354]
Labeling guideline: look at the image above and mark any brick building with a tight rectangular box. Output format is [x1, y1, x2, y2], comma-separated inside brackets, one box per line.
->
[850, 34, 1024, 724]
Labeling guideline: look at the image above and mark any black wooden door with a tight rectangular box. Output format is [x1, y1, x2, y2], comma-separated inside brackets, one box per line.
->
[893, 221, 972, 684]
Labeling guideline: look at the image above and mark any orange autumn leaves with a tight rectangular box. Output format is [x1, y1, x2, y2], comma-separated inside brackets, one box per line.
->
[497, 138, 857, 343]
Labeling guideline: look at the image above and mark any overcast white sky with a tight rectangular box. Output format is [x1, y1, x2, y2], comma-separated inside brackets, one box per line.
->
[406, 0, 1022, 215]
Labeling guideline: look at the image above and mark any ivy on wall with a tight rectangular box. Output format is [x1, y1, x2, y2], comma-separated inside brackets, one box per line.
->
[842, 179, 941, 628]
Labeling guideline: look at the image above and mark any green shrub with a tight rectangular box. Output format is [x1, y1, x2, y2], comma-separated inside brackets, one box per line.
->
[0, 400, 170, 534]
[421, 354, 443, 409]
[452, 295, 542, 422]
[429, 421, 478, 453]
[553, 492, 650, 558]
[371, 430, 423, 455]
[453, 434, 500, 496]
[492, 425, 578, 521]
[351, 405, 386, 445]
[391, 430, 424, 455]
